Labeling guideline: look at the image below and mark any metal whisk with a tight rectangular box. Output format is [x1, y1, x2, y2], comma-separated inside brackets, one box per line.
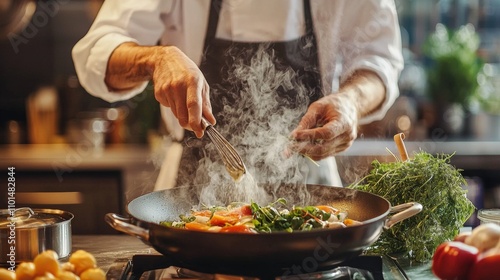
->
[201, 117, 247, 182]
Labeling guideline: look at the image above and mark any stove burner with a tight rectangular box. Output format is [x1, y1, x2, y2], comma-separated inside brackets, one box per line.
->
[177, 266, 376, 280]
[108, 255, 384, 280]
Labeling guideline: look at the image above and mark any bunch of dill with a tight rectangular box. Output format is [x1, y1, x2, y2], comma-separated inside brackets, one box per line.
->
[349, 151, 475, 262]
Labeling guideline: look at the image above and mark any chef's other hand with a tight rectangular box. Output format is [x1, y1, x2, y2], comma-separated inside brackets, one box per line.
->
[288, 70, 386, 161]
[288, 93, 358, 161]
[105, 43, 215, 138]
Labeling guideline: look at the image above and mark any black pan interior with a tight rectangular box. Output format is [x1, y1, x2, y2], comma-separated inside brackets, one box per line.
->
[128, 184, 390, 224]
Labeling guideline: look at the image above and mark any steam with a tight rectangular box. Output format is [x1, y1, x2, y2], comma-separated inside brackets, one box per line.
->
[181, 43, 316, 206]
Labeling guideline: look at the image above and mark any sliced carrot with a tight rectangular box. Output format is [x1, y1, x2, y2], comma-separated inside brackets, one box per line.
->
[343, 218, 361, 226]
[219, 225, 256, 233]
[209, 213, 239, 226]
[184, 222, 211, 231]
[316, 205, 339, 214]
[191, 210, 212, 217]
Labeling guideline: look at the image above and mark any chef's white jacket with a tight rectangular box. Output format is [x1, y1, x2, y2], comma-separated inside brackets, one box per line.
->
[72, 0, 404, 188]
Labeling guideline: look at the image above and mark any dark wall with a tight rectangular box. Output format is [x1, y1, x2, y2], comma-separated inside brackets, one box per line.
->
[0, 2, 54, 126]
[0, 0, 110, 143]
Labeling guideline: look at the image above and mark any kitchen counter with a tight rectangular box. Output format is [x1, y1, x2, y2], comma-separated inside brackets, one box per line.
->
[72, 235, 438, 279]
[0, 143, 160, 206]
[338, 139, 500, 170]
[72, 234, 158, 272]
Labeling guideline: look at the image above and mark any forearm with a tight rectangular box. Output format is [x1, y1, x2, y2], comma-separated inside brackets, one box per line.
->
[105, 42, 158, 92]
[337, 69, 386, 119]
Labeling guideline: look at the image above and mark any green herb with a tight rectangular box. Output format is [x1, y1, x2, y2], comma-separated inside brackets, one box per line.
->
[348, 151, 475, 262]
[251, 198, 332, 233]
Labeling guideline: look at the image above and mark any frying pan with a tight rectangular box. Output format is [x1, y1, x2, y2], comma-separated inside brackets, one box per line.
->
[105, 184, 421, 278]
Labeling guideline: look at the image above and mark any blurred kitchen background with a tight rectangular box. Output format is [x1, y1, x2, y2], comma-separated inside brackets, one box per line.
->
[0, 0, 499, 233]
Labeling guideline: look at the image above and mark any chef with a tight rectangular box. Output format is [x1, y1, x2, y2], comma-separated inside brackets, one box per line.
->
[72, 0, 403, 190]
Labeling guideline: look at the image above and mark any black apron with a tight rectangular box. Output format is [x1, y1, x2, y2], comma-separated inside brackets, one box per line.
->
[176, 0, 323, 189]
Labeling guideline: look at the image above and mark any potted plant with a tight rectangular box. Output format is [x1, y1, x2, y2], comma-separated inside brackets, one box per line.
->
[471, 63, 500, 140]
[423, 23, 484, 137]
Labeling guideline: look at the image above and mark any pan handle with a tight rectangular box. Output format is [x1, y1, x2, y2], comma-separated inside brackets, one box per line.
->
[384, 202, 423, 229]
[105, 213, 150, 241]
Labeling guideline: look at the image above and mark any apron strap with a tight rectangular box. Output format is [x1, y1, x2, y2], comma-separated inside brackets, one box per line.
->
[303, 0, 315, 34]
[204, 0, 222, 50]
[204, 0, 315, 50]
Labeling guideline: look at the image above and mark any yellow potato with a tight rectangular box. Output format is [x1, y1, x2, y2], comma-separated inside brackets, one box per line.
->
[57, 270, 80, 280]
[79, 268, 105, 280]
[69, 250, 96, 275]
[0, 268, 16, 280]
[15, 262, 36, 280]
[33, 272, 56, 279]
[60, 261, 76, 273]
[34, 250, 60, 276]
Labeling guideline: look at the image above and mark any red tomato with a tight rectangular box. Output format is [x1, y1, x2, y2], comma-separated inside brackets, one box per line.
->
[219, 225, 256, 233]
[468, 254, 500, 280]
[239, 205, 253, 216]
[432, 241, 479, 280]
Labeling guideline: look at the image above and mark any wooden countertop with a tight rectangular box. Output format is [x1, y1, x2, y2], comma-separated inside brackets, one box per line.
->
[0, 144, 154, 170]
[72, 234, 438, 279]
[72, 235, 158, 272]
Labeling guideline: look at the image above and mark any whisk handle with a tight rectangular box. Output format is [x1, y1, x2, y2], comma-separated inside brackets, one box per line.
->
[201, 117, 212, 129]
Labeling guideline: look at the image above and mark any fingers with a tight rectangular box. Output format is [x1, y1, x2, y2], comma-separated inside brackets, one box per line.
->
[288, 134, 354, 161]
[290, 104, 324, 141]
[288, 96, 358, 160]
[201, 81, 216, 125]
[186, 79, 206, 138]
[152, 47, 214, 137]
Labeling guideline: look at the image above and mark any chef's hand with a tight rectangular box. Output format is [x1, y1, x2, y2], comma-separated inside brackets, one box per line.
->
[105, 43, 215, 138]
[288, 93, 359, 161]
[288, 70, 386, 161]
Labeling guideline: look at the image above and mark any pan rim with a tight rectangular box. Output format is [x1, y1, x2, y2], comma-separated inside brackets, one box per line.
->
[127, 185, 392, 236]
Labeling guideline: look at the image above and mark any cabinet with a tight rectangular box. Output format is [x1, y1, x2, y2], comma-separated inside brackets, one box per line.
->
[0, 144, 158, 234]
[0, 170, 122, 234]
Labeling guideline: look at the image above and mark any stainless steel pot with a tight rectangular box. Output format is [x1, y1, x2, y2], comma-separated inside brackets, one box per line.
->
[0, 207, 73, 264]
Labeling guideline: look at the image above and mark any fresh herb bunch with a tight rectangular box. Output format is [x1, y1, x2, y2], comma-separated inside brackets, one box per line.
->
[349, 151, 475, 262]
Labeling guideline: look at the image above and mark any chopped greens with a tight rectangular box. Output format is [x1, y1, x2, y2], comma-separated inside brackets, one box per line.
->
[250, 198, 333, 232]
[160, 198, 358, 233]
[348, 151, 475, 262]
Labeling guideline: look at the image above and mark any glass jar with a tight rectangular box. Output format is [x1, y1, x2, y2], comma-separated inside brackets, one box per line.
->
[478, 209, 500, 225]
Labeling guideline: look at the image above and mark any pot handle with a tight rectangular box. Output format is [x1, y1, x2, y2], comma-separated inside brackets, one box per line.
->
[105, 213, 150, 241]
[384, 202, 423, 229]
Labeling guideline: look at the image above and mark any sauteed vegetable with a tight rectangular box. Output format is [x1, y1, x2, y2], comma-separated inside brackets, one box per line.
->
[160, 198, 361, 233]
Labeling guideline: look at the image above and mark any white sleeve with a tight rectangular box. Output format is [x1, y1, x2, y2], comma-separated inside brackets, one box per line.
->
[338, 0, 404, 124]
[72, 0, 173, 103]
